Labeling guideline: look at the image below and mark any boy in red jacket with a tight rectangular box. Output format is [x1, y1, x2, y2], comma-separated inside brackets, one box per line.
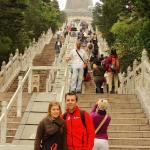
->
[63, 92, 95, 150]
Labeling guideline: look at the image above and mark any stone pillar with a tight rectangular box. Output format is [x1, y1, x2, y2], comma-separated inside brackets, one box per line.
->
[141, 49, 149, 87]
[1, 101, 7, 143]
[133, 59, 138, 94]
[7, 53, 13, 80]
[28, 68, 32, 94]
[133, 59, 138, 70]
[127, 66, 132, 93]
[19, 53, 23, 71]
[17, 76, 23, 117]
[15, 49, 19, 69]
[1, 61, 6, 71]
[121, 72, 126, 94]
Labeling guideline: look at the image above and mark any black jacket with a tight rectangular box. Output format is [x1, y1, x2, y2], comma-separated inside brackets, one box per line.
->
[34, 115, 67, 150]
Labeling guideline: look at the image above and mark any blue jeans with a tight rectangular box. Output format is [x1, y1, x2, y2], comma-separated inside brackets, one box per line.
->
[71, 68, 83, 92]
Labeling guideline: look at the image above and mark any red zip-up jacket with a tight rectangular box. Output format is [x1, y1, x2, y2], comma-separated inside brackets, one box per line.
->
[64, 106, 95, 150]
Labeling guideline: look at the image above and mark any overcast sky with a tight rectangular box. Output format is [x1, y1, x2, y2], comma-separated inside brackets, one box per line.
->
[57, 0, 100, 10]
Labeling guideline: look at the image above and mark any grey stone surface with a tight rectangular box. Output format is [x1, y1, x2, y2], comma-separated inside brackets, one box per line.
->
[26, 101, 49, 112]
[15, 125, 37, 140]
[21, 112, 46, 124]
[13, 139, 34, 145]
[0, 145, 33, 150]
[14, 92, 62, 144]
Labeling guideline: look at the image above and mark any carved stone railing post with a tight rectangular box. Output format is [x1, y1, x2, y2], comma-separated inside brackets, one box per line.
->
[0, 61, 6, 88]
[14, 49, 19, 70]
[9, 53, 13, 61]
[32, 38, 36, 59]
[141, 49, 149, 87]
[19, 53, 23, 70]
[17, 76, 23, 117]
[0, 101, 7, 143]
[133, 59, 138, 94]
[127, 66, 132, 93]
[1, 61, 6, 71]
[28, 68, 32, 94]
[121, 72, 126, 94]
[8, 53, 13, 79]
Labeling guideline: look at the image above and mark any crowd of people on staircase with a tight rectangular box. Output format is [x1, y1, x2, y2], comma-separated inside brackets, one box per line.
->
[54, 22, 120, 94]
[65, 26, 120, 94]
[34, 92, 111, 150]
[34, 24, 121, 150]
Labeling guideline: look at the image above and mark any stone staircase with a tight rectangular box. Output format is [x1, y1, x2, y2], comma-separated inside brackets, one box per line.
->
[32, 37, 61, 92]
[78, 93, 150, 149]
[0, 37, 58, 143]
[32, 38, 57, 66]
[1, 32, 150, 150]
[6, 71, 27, 92]
[0, 92, 31, 143]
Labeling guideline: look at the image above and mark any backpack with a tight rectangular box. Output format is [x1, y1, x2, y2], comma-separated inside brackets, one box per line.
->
[63, 110, 87, 130]
[110, 57, 120, 73]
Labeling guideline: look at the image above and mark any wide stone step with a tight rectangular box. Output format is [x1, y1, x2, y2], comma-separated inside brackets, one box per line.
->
[110, 145, 150, 150]
[108, 108, 143, 113]
[7, 122, 20, 128]
[109, 138, 150, 146]
[7, 129, 17, 136]
[79, 103, 141, 109]
[80, 107, 144, 113]
[109, 131, 150, 138]
[0, 145, 33, 150]
[78, 93, 136, 99]
[78, 97, 138, 103]
[109, 124, 150, 131]
[111, 118, 148, 124]
[109, 112, 145, 118]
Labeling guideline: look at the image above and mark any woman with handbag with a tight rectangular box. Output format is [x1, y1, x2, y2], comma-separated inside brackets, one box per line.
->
[34, 101, 67, 150]
[90, 99, 111, 150]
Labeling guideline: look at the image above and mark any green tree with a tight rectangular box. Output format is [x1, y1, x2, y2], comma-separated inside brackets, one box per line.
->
[0, 0, 29, 63]
[0, 0, 66, 66]
[93, 0, 150, 72]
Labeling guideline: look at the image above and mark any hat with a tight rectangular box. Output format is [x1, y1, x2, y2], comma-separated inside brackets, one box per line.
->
[97, 99, 108, 110]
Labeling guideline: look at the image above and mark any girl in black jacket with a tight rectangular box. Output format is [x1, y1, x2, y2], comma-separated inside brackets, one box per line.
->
[34, 101, 67, 150]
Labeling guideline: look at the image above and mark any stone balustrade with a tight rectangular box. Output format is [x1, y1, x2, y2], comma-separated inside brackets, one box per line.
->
[0, 65, 68, 143]
[0, 28, 53, 92]
[0, 26, 85, 143]
[118, 49, 150, 121]
[0, 67, 32, 143]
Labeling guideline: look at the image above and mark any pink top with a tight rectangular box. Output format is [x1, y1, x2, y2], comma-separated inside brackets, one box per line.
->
[90, 104, 111, 139]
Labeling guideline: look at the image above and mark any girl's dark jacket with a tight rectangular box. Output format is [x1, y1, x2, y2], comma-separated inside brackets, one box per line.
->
[34, 115, 67, 150]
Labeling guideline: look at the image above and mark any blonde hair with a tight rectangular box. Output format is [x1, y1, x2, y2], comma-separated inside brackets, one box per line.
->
[48, 101, 62, 116]
[97, 99, 108, 110]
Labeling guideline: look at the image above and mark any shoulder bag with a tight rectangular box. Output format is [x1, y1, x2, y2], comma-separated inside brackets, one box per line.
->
[95, 115, 108, 134]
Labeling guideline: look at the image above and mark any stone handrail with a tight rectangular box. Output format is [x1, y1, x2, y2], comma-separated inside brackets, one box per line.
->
[58, 67, 69, 113]
[0, 64, 68, 143]
[118, 49, 150, 121]
[0, 67, 32, 143]
[0, 28, 53, 92]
